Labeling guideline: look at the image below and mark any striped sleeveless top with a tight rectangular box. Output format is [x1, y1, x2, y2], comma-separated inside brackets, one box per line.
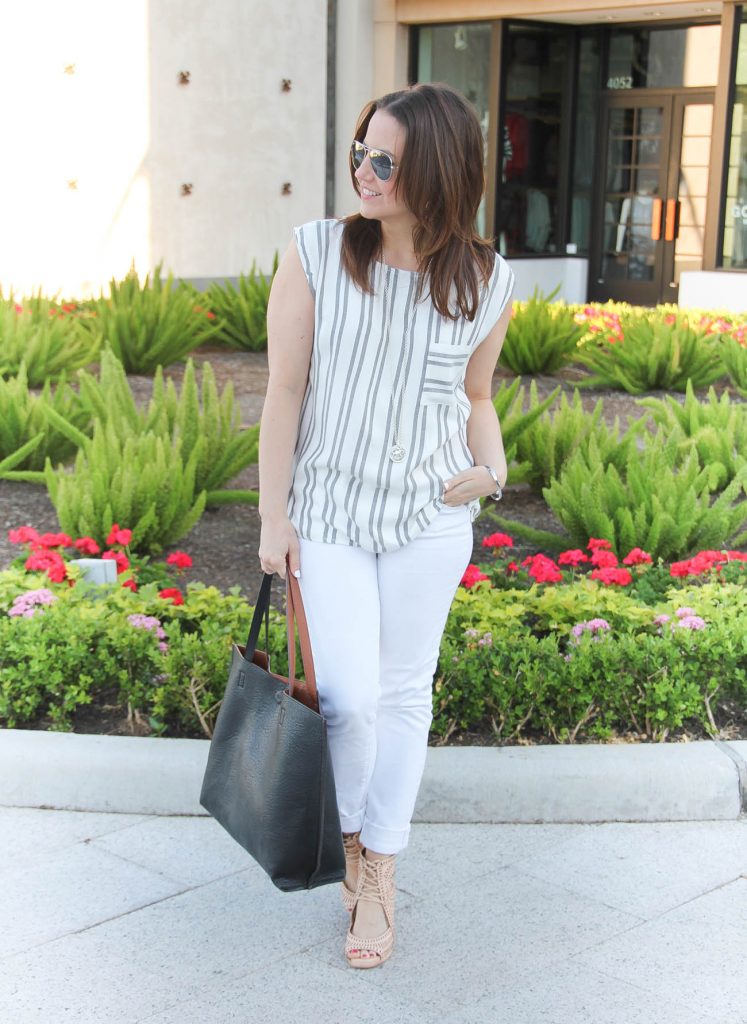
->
[288, 219, 514, 554]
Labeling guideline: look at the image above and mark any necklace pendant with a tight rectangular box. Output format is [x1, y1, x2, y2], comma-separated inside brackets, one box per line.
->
[389, 444, 406, 463]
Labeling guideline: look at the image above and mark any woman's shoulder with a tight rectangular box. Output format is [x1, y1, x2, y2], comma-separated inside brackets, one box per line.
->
[294, 218, 343, 241]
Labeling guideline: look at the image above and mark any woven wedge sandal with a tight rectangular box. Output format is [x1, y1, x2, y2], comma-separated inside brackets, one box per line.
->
[345, 853, 396, 969]
[341, 831, 364, 912]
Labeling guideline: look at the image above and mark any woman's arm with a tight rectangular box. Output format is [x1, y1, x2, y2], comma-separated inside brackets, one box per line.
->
[442, 299, 512, 506]
[257, 239, 315, 577]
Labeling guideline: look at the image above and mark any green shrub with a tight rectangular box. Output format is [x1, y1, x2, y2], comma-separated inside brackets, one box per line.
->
[576, 315, 725, 393]
[543, 431, 747, 559]
[492, 377, 560, 482]
[719, 334, 747, 398]
[204, 255, 278, 351]
[0, 296, 97, 384]
[0, 365, 89, 473]
[499, 287, 585, 375]
[82, 265, 222, 373]
[44, 421, 208, 553]
[71, 349, 260, 500]
[637, 380, 747, 491]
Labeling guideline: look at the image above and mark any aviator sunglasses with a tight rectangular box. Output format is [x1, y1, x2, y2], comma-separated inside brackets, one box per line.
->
[350, 139, 399, 182]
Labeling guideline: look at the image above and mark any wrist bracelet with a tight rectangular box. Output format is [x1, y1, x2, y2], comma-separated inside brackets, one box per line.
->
[483, 465, 503, 501]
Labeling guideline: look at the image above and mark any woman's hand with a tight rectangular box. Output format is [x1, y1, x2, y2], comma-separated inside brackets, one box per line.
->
[258, 515, 301, 579]
[442, 466, 503, 506]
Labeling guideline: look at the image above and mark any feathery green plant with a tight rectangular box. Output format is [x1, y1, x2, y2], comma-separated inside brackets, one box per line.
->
[499, 287, 585, 375]
[0, 366, 89, 473]
[45, 421, 207, 553]
[0, 296, 97, 384]
[49, 348, 260, 502]
[543, 430, 747, 559]
[204, 254, 279, 351]
[576, 316, 725, 394]
[82, 265, 223, 374]
[719, 335, 747, 398]
[637, 380, 747, 491]
[492, 377, 560, 481]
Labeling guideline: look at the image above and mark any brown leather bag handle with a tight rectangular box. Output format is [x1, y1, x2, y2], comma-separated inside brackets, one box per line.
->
[285, 568, 319, 711]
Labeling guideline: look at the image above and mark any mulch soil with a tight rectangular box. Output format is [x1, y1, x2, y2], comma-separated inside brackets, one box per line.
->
[2, 347, 745, 742]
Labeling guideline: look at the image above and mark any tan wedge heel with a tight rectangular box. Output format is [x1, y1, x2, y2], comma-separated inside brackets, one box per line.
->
[341, 832, 364, 912]
[345, 852, 396, 969]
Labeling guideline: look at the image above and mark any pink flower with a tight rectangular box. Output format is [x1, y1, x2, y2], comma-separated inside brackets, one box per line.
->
[590, 549, 618, 569]
[558, 549, 588, 566]
[482, 532, 514, 549]
[8, 526, 41, 546]
[677, 615, 706, 630]
[106, 523, 132, 547]
[166, 551, 193, 570]
[25, 549, 67, 583]
[73, 536, 101, 556]
[523, 553, 563, 584]
[461, 564, 490, 589]
[587, 538, 613, 552]
[622, 547, 652, 566]
[37, 532, 72, 548]
[590, 567, 632, 586]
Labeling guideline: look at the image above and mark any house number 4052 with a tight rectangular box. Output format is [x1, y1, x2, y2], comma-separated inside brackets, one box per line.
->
[607, 76, 633, 89]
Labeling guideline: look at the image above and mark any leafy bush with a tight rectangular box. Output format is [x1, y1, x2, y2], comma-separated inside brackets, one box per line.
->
[719, 335, 747, 398]
[204, 255, 278, 351]
[499, 287, 585, 375]
[0, 296, 97, 384]
[637, 380, 747, 491]
[44, 422, 208, 553]
[82, 265, 222, 373]
[492, 377, 560, 482]
[543, 431, 747, 559]
[71, 349, 260, 500]
[513, 387, 641, 493]
[0, 365, 89, 473]
[576, 315, 725, 393]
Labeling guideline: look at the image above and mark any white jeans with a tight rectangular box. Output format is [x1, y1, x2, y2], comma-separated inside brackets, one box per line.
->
[297, 505, 474, 855]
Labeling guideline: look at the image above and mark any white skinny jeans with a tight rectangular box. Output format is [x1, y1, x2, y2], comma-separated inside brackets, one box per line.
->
[297, 504, 474, 855]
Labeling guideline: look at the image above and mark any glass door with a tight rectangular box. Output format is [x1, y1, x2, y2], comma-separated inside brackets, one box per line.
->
[591, 91, 714, 305]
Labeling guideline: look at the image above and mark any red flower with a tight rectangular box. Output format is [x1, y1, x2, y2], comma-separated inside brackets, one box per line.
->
[166, 551, 193, 570]
[461, 564, 489, 589]
[102, 550, 130, 574]
[482, 532, 514, 549]
[524, 553, 563, 584]
[506, 561, 520, 573]
[158, 587, 185, 605]
[725, 551, 747, 562]
[590, 567, 633, 586]
[73, 536, 101, 555]
[590, 549, 618, 568]
[37, 532, 72, 549]
[106, 523, 132, 547]
[121, 578, 138, 591]
[558, 549, 589, 567]
[622, 547, 652, 566]
[25, 549, 67, 583]
[587, 538, 613, 551]
[8, 526, 40, 546]
[670, 550, 726, 577]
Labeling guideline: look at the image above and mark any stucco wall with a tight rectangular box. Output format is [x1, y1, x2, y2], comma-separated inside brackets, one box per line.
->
[0, 0, 327, 297]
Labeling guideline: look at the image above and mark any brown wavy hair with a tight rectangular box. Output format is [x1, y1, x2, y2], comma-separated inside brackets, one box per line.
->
[340, 83, 495, 322]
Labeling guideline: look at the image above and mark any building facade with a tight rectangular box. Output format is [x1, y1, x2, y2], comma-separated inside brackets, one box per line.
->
[364, 1, 747, 308]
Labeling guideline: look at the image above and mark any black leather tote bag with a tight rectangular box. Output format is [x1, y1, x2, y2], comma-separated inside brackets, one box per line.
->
[200, 570, 345, 892]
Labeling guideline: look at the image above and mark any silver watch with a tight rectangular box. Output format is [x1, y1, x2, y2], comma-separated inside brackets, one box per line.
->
[483, 465, 503, 501]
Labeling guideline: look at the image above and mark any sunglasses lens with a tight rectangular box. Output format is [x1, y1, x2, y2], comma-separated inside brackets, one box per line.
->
[351, 141, 365, 169]
[370, 154, 393, 182]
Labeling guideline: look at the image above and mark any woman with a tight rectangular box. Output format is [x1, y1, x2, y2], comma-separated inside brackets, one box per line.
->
[258, 82, 514, 968]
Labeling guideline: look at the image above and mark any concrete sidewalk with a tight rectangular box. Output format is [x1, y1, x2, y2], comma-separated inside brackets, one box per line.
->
[1, 808, 745, 1024]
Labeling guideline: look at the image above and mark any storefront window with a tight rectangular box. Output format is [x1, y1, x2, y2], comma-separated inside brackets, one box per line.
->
[570, 31, 601, 255]
[606, 25, 720, 90]
[722, 9, 747, 269]
[498, 24, 569, 257]
[416, 22, 492, 235]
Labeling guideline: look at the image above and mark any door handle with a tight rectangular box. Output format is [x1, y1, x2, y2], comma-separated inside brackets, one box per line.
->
[664, 199, 680, 242]
[650, 197, 663, 241]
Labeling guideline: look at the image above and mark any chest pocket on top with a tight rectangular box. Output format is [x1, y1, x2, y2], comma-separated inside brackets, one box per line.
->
[420, 345, 467, 404]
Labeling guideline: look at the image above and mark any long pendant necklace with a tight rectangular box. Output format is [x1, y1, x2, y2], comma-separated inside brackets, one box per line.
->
[381, 265, 412, 463]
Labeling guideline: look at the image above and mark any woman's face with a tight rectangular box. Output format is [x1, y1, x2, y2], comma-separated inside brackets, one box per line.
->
[355, 109, 414, 228]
